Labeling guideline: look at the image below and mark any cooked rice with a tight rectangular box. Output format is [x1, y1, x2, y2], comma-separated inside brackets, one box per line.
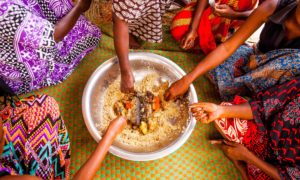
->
[96, 74, 189, 152]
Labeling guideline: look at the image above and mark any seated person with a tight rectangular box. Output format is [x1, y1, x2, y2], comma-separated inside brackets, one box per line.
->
[0, 0, 101, 95]
[0, 79, 126, 179]
[112, 0, 173, 93]
[190, 77, 300, 179]
[171, 0, 258, 53]
[165, 0, 300, 101]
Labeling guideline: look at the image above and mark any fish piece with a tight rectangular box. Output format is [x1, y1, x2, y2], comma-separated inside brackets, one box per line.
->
[130, 96, 141, 126]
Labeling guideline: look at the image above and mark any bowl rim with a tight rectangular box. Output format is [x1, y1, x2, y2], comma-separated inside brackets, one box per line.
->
[82, 52, 198, 161]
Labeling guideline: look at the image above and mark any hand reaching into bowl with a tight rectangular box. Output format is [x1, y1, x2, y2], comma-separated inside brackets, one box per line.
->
[121, 71, 135, 93]
[164, 76, 191, 101]
[73, 116, 127, 180]
[107, 116, 127, 135]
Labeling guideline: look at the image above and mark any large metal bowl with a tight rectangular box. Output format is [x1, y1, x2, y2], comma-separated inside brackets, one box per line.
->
[82, 52, 198, 161]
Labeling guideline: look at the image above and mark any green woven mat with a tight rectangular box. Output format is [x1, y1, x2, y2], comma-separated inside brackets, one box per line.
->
[34, 23, 240, 179]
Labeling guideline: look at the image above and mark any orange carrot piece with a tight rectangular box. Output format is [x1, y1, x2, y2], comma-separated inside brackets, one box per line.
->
[124, 101, 133, 109]
[153, 96, 161, 111]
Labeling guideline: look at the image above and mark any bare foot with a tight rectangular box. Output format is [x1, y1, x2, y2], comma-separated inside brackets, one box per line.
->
[129, 34, 142, 49]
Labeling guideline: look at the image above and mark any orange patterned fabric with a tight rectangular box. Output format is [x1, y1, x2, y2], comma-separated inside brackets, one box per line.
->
[171, 0, 257, 54]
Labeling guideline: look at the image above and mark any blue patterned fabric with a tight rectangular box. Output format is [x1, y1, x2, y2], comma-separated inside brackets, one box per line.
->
[208, 45, 300, 100]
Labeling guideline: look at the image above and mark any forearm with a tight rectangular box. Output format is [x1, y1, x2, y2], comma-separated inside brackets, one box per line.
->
[245, 151, 281, 180]
[54, 5, 82, 42]
[113, 14, 131, 75]
[190, 0, 208, 31]
[185, 0, 277, 83]
[73, 129, 118, 180]
[220, 102, 254, 120]
[186, 42, 235, 83]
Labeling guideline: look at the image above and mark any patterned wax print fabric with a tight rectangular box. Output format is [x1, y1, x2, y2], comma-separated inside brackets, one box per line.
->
[170, 0, 257, 54]
[0, 94, 70, 179]
[215, 77, 300, 179]
[113, 0, 172, 43]
[207, 44, 300, 101]
[0, 0, 101, 95]
[214, 96, 270, 180]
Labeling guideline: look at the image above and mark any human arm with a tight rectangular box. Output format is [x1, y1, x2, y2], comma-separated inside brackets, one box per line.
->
[54, 0, 92, 42]
[113, 14, 135, 93]
[190, 102, 253, 123]
[73, 116, 127, 180]
[181, 0, 209, 49]
[165, 0, 279, 100]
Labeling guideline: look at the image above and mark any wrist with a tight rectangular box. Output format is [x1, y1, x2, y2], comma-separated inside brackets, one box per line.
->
[74, 4, 84, 14]
[218, 105, 227, 118]
[185, 71, 196, 84]
[120, 67, 132, 76]
[182, 74, 194, 85]
[241, 148, 252, 162]
[189, 28, 198, 35]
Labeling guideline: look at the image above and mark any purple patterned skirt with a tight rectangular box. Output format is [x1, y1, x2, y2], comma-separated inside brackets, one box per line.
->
[0, 0, 101, 94]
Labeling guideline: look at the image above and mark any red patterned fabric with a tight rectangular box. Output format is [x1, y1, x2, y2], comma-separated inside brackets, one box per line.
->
[214, 96, 249, 143]
[171, 0, 257, 54]
[249, 77, 300, 179]
[215, 76, 300, 179]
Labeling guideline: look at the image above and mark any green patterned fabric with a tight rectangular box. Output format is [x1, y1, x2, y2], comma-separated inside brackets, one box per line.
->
[31, 23, 240, 179]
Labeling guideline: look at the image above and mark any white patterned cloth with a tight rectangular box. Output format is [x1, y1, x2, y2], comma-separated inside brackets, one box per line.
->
[113, 0, 172, 43]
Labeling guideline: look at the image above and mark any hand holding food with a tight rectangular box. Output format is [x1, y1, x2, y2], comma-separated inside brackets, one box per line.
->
[164, 76, 191, 101]
[190, 102, 224, 123]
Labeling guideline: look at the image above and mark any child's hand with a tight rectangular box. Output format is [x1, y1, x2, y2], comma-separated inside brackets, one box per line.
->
[108, 116, 127, 134]
[190, 102, 224, 123]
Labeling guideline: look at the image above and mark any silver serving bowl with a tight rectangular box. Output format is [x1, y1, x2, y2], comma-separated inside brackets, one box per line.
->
[82, 52, 198, 161]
